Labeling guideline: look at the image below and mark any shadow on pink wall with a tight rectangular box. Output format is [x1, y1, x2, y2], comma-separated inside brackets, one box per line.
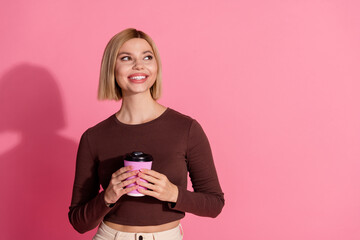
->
[0, 63, 79, 239]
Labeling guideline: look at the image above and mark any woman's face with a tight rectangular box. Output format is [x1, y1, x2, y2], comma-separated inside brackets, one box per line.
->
[115, 38, 158, 97]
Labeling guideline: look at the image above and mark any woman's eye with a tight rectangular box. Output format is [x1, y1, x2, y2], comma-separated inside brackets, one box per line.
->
[144, 55, 153, 60]
[120, 56, 131, 61]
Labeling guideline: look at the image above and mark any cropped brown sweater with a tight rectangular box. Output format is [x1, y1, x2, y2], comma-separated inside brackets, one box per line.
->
[68, 108, 224, 233]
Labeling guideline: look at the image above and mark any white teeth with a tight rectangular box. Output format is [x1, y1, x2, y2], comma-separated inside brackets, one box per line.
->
[130, 76, 146, 80]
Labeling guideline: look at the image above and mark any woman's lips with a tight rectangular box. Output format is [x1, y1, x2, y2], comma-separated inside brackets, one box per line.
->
[128, 73, 148, 83]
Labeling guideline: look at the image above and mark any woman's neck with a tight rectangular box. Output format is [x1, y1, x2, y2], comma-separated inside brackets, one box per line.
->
[117, 92, 166, 125]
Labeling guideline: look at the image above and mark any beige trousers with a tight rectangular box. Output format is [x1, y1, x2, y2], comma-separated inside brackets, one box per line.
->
[93, 222, 183, 240]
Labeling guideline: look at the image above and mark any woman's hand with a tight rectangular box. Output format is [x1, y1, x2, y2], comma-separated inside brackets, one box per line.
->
[136, 169, 179, 203]
[104, 166, 139, 205]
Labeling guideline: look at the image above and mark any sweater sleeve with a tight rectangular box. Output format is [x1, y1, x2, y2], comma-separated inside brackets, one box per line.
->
[68, 130, 112, 233]
[169, 120, 225, 217]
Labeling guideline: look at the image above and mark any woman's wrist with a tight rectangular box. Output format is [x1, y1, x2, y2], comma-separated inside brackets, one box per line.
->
[170, 185, 179, 203]
[104, 195, 115, 208]
[105, 202, 115, 208]
[105, 200, 115, 208]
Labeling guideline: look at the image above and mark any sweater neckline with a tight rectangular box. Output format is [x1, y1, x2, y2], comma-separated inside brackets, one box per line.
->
[112, 107, 170, 127]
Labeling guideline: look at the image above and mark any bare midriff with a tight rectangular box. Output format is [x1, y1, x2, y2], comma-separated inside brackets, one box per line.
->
[103, 220, 180, 233]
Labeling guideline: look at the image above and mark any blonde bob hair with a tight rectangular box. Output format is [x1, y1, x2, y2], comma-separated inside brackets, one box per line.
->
[98, 28, 162, 100]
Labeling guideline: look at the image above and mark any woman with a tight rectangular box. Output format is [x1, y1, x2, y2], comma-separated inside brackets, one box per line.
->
[69, 28, 224, 240]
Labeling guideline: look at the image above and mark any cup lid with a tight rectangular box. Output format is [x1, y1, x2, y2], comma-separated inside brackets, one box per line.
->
[125, 151, 153, 162]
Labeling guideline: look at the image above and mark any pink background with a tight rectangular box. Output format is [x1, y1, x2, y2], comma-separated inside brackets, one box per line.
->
[1, 0, 360, 239]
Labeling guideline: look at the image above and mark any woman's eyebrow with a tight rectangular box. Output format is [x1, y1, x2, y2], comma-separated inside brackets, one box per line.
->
[118, 51, 131, 56]
[117, 50, 153, 56]
[143, 50, 154, 55]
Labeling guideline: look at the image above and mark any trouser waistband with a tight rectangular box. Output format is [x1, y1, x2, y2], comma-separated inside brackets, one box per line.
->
[94, 221, 183, 240]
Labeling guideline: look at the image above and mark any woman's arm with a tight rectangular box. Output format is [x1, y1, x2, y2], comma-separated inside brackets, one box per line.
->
[170, 119, 225, 217]
[137, 119, 225, 217]
[68, 131, 112, 233]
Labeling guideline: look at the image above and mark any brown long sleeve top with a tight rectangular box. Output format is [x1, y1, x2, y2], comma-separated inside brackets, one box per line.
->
[68, 108, 224, 233]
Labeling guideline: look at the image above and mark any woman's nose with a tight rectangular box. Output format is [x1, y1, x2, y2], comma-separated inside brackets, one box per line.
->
[132, 60, 144, 70]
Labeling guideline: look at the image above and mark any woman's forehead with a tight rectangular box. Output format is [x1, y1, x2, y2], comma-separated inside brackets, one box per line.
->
[119, 38, 153, 53]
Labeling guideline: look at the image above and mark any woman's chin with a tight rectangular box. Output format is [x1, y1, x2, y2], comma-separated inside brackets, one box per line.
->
[122, 88, 152, 97]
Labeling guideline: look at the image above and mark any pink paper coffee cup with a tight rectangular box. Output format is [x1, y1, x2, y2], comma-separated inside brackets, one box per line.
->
[124, 151, 153, 197]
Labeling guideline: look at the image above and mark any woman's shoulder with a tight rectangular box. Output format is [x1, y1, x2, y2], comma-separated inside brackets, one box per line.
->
[165, 107, 196, 124]
[83, 114, 117, 136]
[163, 108, 207, 135]
[166, 108, 208, 140]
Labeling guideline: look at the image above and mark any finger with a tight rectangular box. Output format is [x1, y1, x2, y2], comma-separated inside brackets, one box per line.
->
[115, 180, 137, 192]
[120, 177, 139, 188]
[113, 177, 137, 192]
[140, 169, 164, 179]
[120, 185, 138, 195]
[139, 174, 161, 186]
[138, 172, 162, 185]
[137, 187, 158, 198]
[112, 166, 133, 178]
[116, 170, 139, 182]
[136, 179, 157, 191]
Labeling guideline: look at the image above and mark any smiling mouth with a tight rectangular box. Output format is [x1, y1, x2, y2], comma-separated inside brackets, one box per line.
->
[128, 74, 148, 83]
[129, 75, 147, 80]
